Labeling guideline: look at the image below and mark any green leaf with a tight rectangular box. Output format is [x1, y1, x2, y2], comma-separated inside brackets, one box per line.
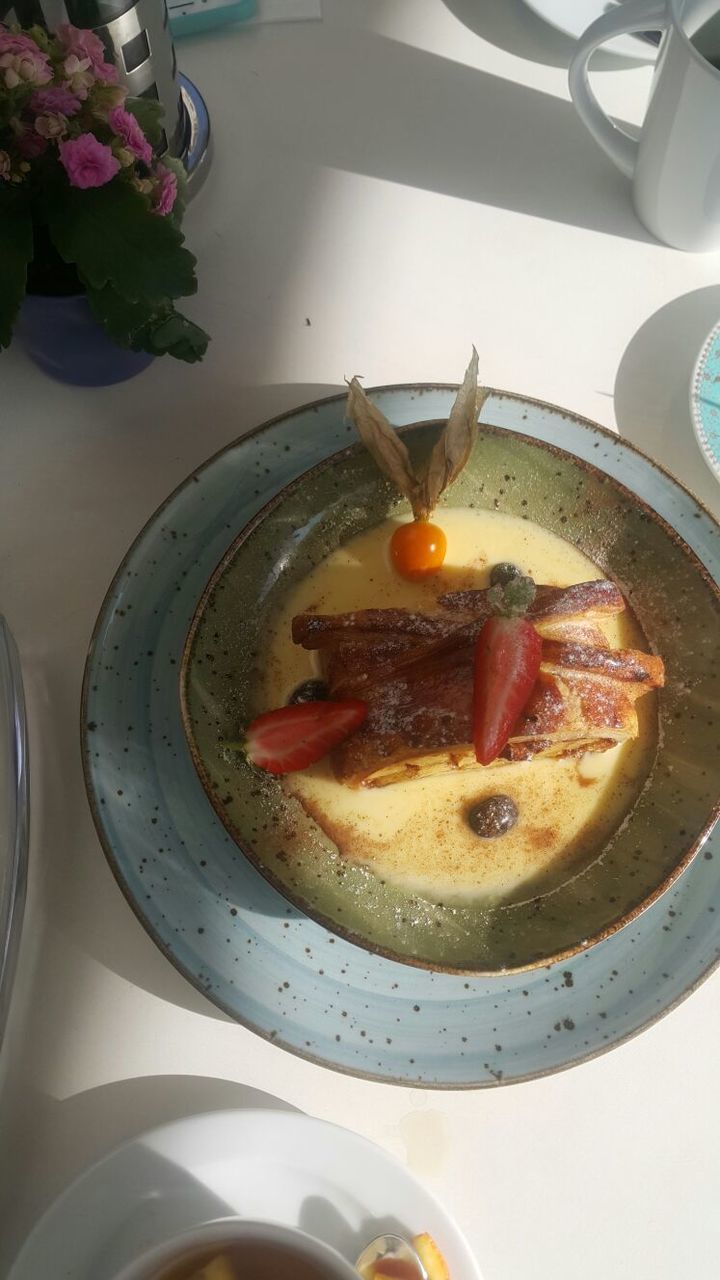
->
[488, 576, 537, 618]
[84, 282, 149, 346]
[141, 309, 209, 362]
[0, 196, 33, 350]
[46, 182, 198, 306]
[124, 96, 166, 149]
[86, 283, 209, 363]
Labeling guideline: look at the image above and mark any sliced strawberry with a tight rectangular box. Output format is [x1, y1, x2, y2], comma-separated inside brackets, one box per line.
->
[242, 699, 367, 775]
[473, 615, 542, 765]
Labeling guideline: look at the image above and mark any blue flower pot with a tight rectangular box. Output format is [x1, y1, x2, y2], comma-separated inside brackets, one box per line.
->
[17, 293, 154, 387]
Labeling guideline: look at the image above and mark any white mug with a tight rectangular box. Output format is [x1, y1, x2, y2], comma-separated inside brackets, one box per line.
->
[569, 0, 720, 250]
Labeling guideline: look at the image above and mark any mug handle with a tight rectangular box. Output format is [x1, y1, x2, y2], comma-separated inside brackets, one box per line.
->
[568, 0, 671, 177]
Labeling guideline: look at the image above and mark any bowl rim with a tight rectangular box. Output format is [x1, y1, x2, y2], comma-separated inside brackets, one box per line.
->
[178, 410, 720, 976]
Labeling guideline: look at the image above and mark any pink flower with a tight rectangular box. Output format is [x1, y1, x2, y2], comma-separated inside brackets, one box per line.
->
[0, 30, 44, 57]
[152, 163, 177, 216]
[59, 132, 120, 188]
[56, 24, 117, 83]
[108, 106, 152, 165]
[31, 85, 81, 117]
[0, 32, 52, 89]
[0, 150, 11, 181]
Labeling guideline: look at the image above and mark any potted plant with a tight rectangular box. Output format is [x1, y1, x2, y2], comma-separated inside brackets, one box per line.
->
[0, 20, 209, 385]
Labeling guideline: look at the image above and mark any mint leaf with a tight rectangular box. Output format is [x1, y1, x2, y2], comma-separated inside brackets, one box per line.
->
[0, 197, 33, 350]
[47, 182, 198, 306]
[86, 282, 208, 363]
[488, 576, 536, 617]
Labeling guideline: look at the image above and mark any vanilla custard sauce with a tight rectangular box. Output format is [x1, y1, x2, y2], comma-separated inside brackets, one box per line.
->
[264, 509, 657, 904]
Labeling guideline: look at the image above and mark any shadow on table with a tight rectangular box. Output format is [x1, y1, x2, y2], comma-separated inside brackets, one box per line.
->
[5, 1075, 299, 1279]
[83, 378, 350, 479]
[614, 286, 720, 514]
[299, 1196, 413, 1270]
[442, 0, 650, 69]
[237, 21, 651, 243]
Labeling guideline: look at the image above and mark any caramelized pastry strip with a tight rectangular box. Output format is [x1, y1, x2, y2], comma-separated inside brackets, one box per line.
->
[438, 579, 625, 618]
[293, 582, 624, 655]
[322, 630, 664, 701]
[291, 609, 466, 648]
[541, 640, 665, 686]
[293, 581, 629, 696]
[326, 642, 664, 786]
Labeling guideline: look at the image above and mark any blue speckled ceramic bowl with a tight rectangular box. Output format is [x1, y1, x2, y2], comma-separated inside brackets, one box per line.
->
[691, 321, 720, 485]
[180, 419, 718, 975]
[82, 387, 720, 1087]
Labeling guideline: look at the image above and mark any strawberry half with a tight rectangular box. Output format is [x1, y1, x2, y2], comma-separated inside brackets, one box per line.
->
[240, 699, 367, 775]
[473, 577, 542, 766]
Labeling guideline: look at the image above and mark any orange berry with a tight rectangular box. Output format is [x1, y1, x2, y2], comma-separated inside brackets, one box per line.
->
[390, 520, 447, 580]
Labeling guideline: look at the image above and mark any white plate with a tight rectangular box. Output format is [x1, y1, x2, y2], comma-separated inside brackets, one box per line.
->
[522, 0, 658, 60]
[9, 1109, 483, 1280]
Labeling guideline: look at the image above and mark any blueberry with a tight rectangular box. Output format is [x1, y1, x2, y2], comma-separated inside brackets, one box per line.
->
[288, 679, 328, 705]
[467, 795, 518, 838]
[490, 562, 522, 587]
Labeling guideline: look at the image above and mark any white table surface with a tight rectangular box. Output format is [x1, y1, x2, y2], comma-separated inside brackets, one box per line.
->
[2, 2, 720, 1277]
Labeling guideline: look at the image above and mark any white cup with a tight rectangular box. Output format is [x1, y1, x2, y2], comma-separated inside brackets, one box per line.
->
[569, 0, 720, 250]
[112, 1218, 359, 1280]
